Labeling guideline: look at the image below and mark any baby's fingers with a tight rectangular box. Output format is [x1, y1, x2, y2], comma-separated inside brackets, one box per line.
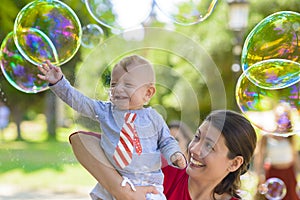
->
[45, 60, 55, 69]
[37, 65, 47, 75]
[171, 152, 187, 168]
[178, 157, 187, 169]
[37, 73, 46, 80]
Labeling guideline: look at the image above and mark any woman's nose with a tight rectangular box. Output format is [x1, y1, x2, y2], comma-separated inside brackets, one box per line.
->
[190, 141, 210, 159]
[190, 141, 203, 157]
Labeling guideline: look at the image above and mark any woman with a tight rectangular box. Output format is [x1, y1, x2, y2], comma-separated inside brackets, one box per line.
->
[254, 135, 300, 200]
[69, 110, 257, 200]
[254, 102, 300, 200]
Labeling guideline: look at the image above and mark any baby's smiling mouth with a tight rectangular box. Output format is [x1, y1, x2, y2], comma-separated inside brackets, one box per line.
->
[114, 95, 128, 100]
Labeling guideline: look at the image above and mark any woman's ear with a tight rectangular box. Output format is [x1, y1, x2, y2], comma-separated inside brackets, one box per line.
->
[228, 156, 244, 172]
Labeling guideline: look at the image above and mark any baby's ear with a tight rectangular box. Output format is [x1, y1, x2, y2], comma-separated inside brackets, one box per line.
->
[144, 85, 156, 101]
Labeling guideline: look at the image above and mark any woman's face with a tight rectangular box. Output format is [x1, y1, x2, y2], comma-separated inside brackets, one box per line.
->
[186, 120, 233, 183]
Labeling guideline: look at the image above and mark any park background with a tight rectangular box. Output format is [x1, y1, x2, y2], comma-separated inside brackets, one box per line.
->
[0, 0, 299, 199]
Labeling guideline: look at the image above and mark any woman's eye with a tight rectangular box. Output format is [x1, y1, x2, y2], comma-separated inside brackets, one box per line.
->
[205, 142, 214, 151]
[193, 135, 200, 141]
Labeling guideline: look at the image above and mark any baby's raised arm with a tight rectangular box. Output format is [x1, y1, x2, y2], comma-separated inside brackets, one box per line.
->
[37, 60, 63, 84]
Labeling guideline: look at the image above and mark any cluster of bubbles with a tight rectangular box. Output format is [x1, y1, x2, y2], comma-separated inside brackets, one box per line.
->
[236, 11, 300, 137]
[0, 88, 8, 103]
[0, 0, 219, 94]
[0, 0, 82, 93]
[82, 0, 218, 44]
[85, 0, 218, 29]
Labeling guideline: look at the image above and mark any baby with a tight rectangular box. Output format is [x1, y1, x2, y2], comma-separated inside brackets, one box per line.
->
[38, 55, 186, 200]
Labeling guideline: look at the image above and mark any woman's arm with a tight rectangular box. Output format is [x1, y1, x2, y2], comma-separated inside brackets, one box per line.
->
[69, 132, 158, 200]
[291, 136, 300, 174]
[253, 135, 267, 184]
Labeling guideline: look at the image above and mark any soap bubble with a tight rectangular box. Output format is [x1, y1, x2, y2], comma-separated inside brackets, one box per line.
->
[14, 0, 82, 66]
[241, 11, 300, 71]
[85, 0, 153, 30]
[243, 59, 300, 90]
[13, 27, 59, 65]
[155, 0, 218, 25]
[235, 65, 300, 136]
[237, 11, 300, 136]
[0, 32, 49, 93]
[81, 24, 104, 48]
[258, 178, 287, 200]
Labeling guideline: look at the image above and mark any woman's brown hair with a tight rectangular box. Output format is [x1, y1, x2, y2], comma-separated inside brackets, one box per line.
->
[206, 110, 257, 199]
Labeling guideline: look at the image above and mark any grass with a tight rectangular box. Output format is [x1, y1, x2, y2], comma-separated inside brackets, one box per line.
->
[0, 115, 97, 197]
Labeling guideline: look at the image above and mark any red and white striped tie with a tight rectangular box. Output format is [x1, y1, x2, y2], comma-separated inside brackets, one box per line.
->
[113, 112, 142, 169]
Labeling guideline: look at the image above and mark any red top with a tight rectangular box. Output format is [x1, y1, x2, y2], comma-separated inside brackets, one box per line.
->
[163, 165, 191, 200]
[162, 165, 240, 200]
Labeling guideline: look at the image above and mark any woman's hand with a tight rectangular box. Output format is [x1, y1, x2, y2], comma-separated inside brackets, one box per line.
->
[115, 185, 159, 200]
[37, 60, 63, 85]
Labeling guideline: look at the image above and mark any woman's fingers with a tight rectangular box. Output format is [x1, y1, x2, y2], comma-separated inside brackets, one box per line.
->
[137, 185, 159, 195]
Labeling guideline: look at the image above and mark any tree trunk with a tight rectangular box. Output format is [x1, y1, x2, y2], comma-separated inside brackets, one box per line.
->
[12, 106, 23, 141]
[46, 91, 57, 141]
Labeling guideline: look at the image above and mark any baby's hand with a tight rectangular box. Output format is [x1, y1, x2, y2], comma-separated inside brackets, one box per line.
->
[170, 152, 187, 169]
[37, 60, 63, 85]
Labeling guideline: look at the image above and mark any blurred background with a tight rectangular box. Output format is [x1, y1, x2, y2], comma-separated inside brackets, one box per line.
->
[0, 0, 299, 199]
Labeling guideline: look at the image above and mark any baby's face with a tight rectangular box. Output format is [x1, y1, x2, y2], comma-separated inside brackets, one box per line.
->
[110, 65, 152, 110]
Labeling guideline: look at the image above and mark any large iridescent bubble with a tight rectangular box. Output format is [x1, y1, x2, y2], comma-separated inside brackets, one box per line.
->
[237, 11, 300, 136]
[14, 0, 82, 66]
[13, 27, 59, 65]
[241, 11, 300, 71]
[243, 59, 300, 90]
[0, 32, 49, 93]
[85, 0, 153, 30]
[155, 0, 218, 25]
[236, 64, 300, 136]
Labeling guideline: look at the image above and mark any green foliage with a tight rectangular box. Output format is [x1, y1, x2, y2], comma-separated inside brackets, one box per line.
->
[0, 0, 19, 42]
[0, 0, 299, 137]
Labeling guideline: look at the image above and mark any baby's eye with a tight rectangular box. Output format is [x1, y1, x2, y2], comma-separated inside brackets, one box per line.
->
[125, 83, 134, 88]
[193, 134, 200, 141]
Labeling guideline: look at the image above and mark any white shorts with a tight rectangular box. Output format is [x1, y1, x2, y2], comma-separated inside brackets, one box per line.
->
[90, 183, 166, 200]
